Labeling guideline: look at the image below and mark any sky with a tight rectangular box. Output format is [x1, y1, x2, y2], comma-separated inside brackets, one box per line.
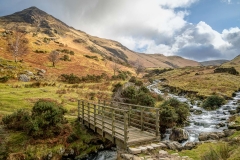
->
[0, 0, 240, 61]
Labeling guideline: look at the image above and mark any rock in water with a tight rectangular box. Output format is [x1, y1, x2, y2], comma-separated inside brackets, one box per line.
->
[169, 128, 189, 142]
[19, 74, 30, 82]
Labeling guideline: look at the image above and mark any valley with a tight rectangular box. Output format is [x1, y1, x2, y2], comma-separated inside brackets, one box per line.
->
[0, 6, 240, 160]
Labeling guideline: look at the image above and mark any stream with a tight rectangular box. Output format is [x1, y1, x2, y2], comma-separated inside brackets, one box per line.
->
[83, 80, 239, 159]
[148, 80, 240, 142]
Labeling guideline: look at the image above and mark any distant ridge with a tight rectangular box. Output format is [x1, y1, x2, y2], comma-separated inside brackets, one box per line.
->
[200, 60, 229, 66]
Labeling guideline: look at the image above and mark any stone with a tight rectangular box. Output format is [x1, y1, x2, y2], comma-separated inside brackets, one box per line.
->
[169, 128, 189, 142]
[158, 150, 168, 156]
[216, 132, 225, 138]
[166, 141, 182, 151]
[146, 146, 154, 150]
[224, 129, 236, 137]
[151, 143, 162, 149]
[133, 156, 142, 160]
[199, 133, 209, 141]
[193, 109, 203, 115]
[26, 70, 34, 76]
[208, 133, 219, 140]
[139, 146, 148, 153]
[122, 154, 134, 160]
[129, 147, 142, 154]
[157, 143, 168, 149]
[183, 142, 197, 150]
[218, 122, 225, 128]
[19, 74, 30, 82]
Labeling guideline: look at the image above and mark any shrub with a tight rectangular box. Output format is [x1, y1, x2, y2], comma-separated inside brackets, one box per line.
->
[60, 54, 71, 61]
[28, 100, 67, 138]
[2, 100, 67, 139]
[202, 95, 225, 110]
[2, 109, 31, 131]
[214, 67, 239, 75]
[159, 98, 190, 133]
[121, 86, 155, 106]
[0, 76, 9, 83]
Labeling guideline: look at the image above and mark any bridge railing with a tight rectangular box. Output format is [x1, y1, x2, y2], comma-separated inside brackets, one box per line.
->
[99, 100, 160, 138]
[78, 100, 129, 148]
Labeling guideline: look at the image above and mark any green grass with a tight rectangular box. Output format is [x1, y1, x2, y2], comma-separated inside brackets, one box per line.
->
[157, 66, 240, 98]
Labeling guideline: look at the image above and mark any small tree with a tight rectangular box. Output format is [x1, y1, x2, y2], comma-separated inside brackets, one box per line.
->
[129, 59, 145, 77]
[7, 26, 29, 62]
[111, 60, 121, 76]
[48, 50, 59, 67]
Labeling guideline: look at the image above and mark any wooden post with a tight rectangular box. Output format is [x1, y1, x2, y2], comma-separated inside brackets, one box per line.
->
[141, 108, 143, 131]
[128, 105, 132, 126]
[78, 100, 80, 121]
[88, 103, 90, 128]
[81, 101, 84, 124]
[94, 104, 96, 132]
[102, 105, 105, 137]
[124, 111, 128, 149]
[112, 109, 115, 143]
[156, 109, 160, 139]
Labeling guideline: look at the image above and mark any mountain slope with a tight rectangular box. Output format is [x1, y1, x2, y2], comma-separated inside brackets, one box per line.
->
[0, 6, 200, 77]
[222, 54, 240, 72]
[200, 60, 229, 66]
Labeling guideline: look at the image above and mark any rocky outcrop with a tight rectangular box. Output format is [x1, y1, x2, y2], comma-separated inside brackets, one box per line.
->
[19, 74, 30, 82]
[183, 142, 198, 150]
[169, 128, 189, 142]
[163, 141, 183, 151]
[198, 131, 229, 141]
[228, 122, 240, 130]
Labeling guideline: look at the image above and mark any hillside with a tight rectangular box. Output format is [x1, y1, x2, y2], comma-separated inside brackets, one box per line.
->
[200, 60, 229, 66]
[222, 54, 240, 72]
[0, 6, 200, 78]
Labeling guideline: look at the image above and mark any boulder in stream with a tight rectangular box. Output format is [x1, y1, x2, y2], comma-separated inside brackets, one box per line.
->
[199, 132, 220, 141]
[169, 128, 189, 142]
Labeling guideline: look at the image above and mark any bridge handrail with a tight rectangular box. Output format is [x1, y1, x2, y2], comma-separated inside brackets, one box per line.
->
[78, 99, 129, 149]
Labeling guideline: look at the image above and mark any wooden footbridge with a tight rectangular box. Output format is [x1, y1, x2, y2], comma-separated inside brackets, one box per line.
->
[78, 100, 160, 149]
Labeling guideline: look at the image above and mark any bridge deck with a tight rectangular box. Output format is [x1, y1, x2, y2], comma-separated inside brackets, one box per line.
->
[78, 100, 160, 149]
[81, 115, 157, 145]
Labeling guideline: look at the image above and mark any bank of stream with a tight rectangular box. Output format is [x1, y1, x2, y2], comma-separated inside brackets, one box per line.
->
[81, 80, 239, 159]
[148, 80, 239, 143]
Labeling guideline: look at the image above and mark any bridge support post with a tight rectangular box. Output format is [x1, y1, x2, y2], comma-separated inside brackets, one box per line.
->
[128, 106, 132, 127]
[141, 108, 143, 131]
[112, 109, 115, 143]
[102, 106, 105, 139]
[124, 111, 128, 150]
[78, 100, 80, 121]
[94, 104, 96, 132]
[81, 101, 84, 125]
[156, 109, 160, 140]
[88, 103, 90, 128]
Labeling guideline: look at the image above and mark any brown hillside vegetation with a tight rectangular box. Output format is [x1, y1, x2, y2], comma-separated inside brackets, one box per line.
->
[0, 6, 200, 78]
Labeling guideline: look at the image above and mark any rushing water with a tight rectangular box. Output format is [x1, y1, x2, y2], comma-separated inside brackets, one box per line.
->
[148, 80, 240, 142]
[86, 81, 239, 159]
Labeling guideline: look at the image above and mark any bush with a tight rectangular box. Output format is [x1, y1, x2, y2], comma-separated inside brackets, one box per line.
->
[202, 95, 225, 110]
[28, 100, 67, 138]
[214, 67, 239, 75]
[121, 86, 155, 106]
[159, 98, 190, 133]
[0, 76, 9, 83]
[2, 100, 67, 139]
[2, 109, 31, 131]
[60, 54, 71, 61]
